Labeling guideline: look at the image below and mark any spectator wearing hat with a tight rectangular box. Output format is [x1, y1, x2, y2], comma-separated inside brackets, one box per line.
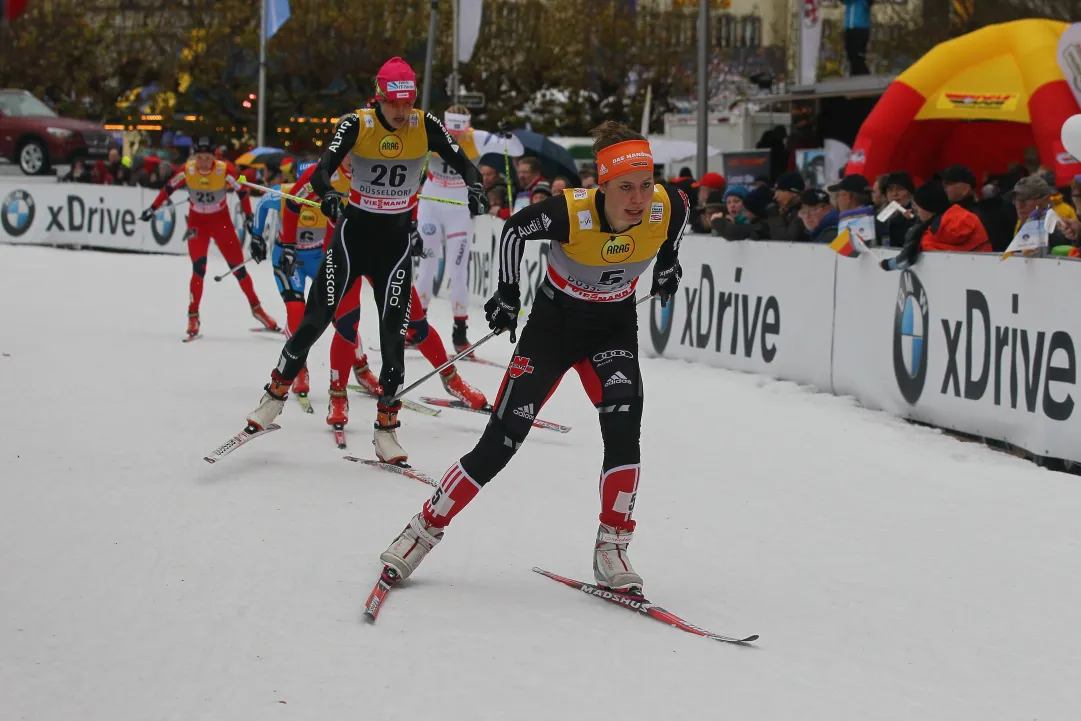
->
[724, 186, 747, 223]
[881, 182, 991, 271]
[692, 171, 726, 208]
[768, 171, 806, 241]
[530, 181, 552, 205]
[829, 173, 888, 244]
[1036, 168, 1077, 222]
[1003, 175, 1072, 250]
[941, 164, 1008, 250]
[712, 185, 774, 240]
[880, 171, 917, 248]
[798, 188, 839, 244]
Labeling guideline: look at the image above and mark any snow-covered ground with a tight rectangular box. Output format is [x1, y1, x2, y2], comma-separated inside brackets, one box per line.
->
[2, 243, 1080, 720]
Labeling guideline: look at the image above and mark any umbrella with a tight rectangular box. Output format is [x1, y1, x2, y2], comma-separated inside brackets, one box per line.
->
[235, 147, 290, 168]
[480, 129, 580, 186]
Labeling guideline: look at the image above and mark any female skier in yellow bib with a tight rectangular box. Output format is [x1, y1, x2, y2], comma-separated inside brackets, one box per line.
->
[243, 57, 487, 463]
[378, 121, 689, 593]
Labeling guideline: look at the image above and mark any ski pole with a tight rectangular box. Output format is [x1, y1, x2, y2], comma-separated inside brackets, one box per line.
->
[391, 295, 656, 402]
[239, 180, 321, 208]
[214, 257, 254, 282]
[391, 330, 500, 402]
[417, 194, 466, 206]
[505, 145, 513, 209]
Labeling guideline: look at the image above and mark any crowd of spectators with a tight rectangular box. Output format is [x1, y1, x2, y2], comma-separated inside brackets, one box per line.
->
[60, 148, 174, 190]
[663, 158, 1081, 267]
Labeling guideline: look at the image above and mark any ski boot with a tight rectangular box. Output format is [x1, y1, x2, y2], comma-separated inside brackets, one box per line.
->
[440, 368, 487, 409]
[251, 303, 280, 332]
[593, 523, 644, 594]
[293, 365, 310, 395]
[379, 512, 444, 580]
[327, 382, 349, 426]
[246, 378, 289, 431]
[451, 318, 470, 353]
[352, 356, 383, 396]
[373, 401, 407, 465]
[186, 311, 200, 338]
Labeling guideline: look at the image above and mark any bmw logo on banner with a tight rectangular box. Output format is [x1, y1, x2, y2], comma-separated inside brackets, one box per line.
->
[649, 294, 675, 355]
[1, 189, 36, 238]
[893, 269, 929, 404]
[150, 201, 177, 246]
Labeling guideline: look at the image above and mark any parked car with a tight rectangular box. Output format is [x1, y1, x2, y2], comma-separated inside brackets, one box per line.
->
[0, 89, 113, 175]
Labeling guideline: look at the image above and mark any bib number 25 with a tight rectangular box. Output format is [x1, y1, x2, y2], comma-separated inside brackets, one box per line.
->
[371, 164, 408, 188]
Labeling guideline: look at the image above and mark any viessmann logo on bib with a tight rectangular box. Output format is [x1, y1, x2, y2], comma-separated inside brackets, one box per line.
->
[379, 136, 403, 158]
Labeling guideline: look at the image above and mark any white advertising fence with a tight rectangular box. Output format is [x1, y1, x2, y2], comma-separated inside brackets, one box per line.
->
[461, 217, 1081, 465]
[10, 184, 1081, 466]
[0, 179, 251, 255]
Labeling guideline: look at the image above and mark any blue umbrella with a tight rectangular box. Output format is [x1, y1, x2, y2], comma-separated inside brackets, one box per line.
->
[479, 129, 580, 186]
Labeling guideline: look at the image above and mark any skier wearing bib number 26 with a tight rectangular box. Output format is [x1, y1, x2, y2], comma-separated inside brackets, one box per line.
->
[244, 57, 488, 464]
[416, 106, 524, 350]
[379, 122, 689, 593]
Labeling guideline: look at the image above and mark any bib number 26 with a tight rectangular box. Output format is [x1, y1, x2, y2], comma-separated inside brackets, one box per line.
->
[371, 164, 408, 188]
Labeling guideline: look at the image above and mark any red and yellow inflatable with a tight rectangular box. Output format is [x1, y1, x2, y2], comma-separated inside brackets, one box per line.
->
[846, 19, 1081, 187]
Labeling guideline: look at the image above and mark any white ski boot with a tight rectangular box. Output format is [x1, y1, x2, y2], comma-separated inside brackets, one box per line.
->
[379, 512, 444, 579]
[593, 523, 643, 593]
[373, 402, 408, 464]
[246, 380, 289, 431]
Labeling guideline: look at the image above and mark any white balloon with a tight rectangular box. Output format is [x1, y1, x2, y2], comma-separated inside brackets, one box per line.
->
[1061, 114, 1081, 160]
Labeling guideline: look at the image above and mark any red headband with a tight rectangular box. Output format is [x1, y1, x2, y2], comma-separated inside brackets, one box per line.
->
[596, 140, 654, 183]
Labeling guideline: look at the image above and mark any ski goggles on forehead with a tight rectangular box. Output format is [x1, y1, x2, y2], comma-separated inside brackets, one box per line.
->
[596, 140, 654, 184]
[444, 113, 471, 132]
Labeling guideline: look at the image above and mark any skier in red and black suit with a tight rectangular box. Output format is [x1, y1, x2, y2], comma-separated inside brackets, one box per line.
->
[378, 121, 689, 594]
[140, 136, 278, 338]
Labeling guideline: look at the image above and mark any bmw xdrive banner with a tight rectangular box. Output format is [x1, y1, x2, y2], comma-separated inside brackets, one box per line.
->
[833, 252, 1081, 462]
[636, 240, 836, 390]
[0, 180, 202, 256]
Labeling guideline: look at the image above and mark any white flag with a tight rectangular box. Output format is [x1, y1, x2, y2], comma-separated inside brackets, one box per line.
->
[800, 0, 823, 85]
[1002, 212, 1048, 259]
[458, 0, 484, 63]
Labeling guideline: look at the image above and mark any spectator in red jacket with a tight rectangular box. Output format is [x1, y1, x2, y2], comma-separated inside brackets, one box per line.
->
[880, 181, 991, 271]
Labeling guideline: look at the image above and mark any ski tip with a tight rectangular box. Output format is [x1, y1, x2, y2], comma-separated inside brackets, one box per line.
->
[362, 611, 377, 624]
[740, 635, 760, 643]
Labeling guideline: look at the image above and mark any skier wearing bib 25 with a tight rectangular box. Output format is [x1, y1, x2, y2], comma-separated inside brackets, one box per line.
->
[244, 57, 488, 464]
[140, 136, 278, 338]
[416, 105, 524, 350]
[379, 122, 689, 593]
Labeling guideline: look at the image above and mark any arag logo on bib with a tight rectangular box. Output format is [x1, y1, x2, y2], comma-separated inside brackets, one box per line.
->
[150, 201, 177, 246]
[602, 234, 634, 264]
[893, 269, 929, 405]
[1, 189, 35, 237]
[299, 208, 319, 227]
[379, 135, 403, 158]
[649, 294, 675, 355]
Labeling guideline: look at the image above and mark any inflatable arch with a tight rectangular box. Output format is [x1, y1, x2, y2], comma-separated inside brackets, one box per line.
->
[845, 20, 1081, 187]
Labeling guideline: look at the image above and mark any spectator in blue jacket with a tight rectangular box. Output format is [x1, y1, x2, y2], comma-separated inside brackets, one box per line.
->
[844, 0, 872, 76]
[799, 188, 839, 244]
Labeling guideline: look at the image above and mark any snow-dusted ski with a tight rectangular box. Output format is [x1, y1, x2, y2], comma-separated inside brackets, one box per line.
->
[204, 424, 281, 463]
[419, 397, 571, 433]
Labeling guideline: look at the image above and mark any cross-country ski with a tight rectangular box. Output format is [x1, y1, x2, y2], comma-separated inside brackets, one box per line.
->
[419, 397, 571, 433]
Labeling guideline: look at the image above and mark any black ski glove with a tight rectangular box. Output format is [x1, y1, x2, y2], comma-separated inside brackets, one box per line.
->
[139, 206, 155, 222]
[279, 245, 299, 278]
[650, 257, 682, 308]
[468, 182, 489, 217]
[409, 220, 425, 258]
[320, 190, 347, 223]
[249, 232, 268, 263]
[243, 213, 256, 239]
[484, 282, 521, 342]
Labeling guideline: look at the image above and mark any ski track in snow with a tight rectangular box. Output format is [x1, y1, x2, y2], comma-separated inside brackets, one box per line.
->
[2, 244, 1080, 720]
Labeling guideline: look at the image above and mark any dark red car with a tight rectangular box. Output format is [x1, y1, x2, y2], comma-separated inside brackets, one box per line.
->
[0, 89, 113, 175]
